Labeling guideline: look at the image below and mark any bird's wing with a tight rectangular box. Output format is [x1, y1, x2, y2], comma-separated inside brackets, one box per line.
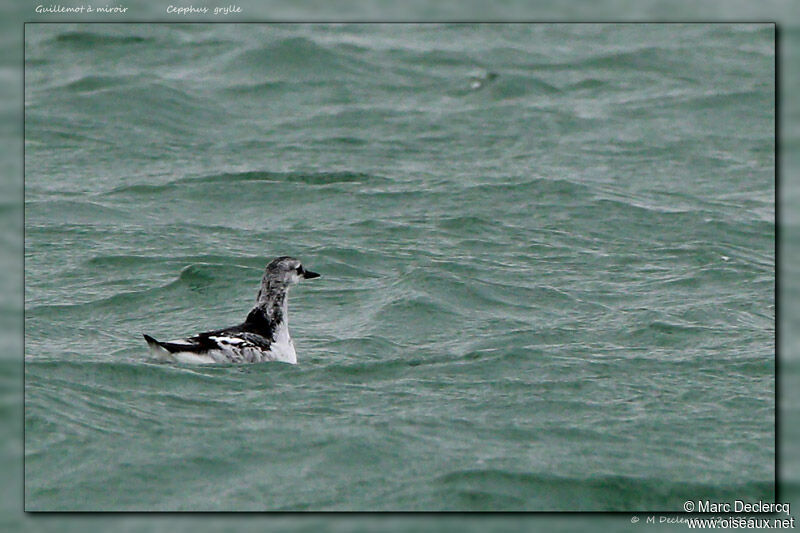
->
[188, 326, 272, 351]
[143, 333, 204, 354]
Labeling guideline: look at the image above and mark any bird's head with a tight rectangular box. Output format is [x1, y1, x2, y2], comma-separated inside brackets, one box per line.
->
[264, 256, 320, 287]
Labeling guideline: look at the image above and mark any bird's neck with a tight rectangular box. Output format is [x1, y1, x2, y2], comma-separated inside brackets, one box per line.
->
[247, 282, 289, 339]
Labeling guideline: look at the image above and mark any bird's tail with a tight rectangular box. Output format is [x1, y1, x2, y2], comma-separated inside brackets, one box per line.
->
[143, 334, 173, 361]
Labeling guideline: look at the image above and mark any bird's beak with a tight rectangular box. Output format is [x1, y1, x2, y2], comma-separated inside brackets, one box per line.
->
[303, 269, 320, 279]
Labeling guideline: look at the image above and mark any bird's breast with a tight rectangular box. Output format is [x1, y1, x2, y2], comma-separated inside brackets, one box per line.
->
[268, 321, 296, 364]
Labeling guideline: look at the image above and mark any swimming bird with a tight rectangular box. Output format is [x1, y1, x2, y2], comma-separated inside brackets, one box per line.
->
[143, 256, 320, 364]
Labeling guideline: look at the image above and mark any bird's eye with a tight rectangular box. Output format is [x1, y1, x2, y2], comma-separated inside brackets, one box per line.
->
[296, 265, 304, 274]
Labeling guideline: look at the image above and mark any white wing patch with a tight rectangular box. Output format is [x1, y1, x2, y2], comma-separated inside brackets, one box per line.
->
[208, 336, 246, 345]
[205, 334, 291, 364]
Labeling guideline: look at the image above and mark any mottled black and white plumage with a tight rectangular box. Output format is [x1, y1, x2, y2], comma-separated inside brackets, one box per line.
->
[143, 256, 320, 364]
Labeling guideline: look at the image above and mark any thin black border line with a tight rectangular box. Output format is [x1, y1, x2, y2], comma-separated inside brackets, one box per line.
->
[22, 20, 27, 515]
[774, 23, 780, 507]
[23, 21, 780, 24]
[21, 20, 780, 515]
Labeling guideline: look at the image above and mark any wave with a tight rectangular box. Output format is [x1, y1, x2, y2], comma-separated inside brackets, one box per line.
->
[104, 170, 382, 196]
[614, 88, 771, 114]
[60, 74, 138, 93]
[457, 177, 594, 201]
[83, 253, 262, 269]
[51, 31, 151, 47]
[25, 199, 137, 225]
[217, 36, 374, 82]
[26, 262, 255, 318]
[530, 46, 692, 74]
[27, 79, 226, 141]
[434, 469, 773, 510]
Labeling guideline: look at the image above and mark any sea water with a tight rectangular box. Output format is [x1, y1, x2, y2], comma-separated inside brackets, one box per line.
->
[24, 23, 774, 511]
